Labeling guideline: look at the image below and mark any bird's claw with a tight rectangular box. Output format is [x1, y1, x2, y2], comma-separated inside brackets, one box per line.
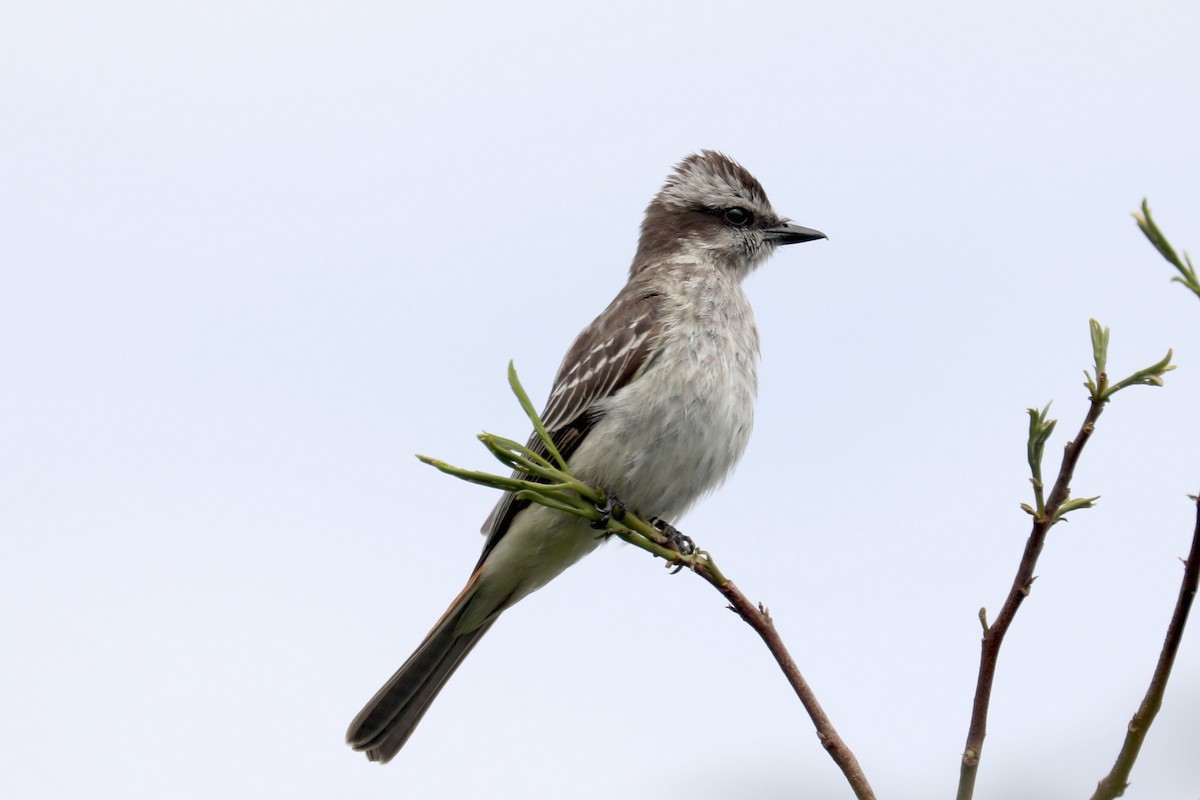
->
[591, 492, 627, 529]
[649, 516, 695, 573]
[650, 516, 695, 555]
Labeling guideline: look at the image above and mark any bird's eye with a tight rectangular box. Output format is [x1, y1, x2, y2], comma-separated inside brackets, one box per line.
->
[722, 207, 754, 227]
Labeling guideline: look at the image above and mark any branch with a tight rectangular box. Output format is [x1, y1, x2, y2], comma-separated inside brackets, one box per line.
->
[716, 582, 875, 800]
[1089, 496, 1200, 799]
[956, 396, 1104, 800]
[419, 362, 877, 800]
[1088, 205, 1199, 798]
[956, 323, 1173, 800]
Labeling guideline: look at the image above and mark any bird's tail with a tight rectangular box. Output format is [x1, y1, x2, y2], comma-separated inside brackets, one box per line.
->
[346, 576, 497, 763]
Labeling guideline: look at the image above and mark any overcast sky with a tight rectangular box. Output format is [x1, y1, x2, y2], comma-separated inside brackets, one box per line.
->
[3, 1, 1200, 798]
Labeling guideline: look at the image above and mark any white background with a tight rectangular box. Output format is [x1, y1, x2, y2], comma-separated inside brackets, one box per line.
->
[3, 1, 1199, 798]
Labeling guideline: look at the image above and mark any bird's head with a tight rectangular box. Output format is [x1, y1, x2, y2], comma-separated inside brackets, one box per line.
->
[633, 150, 824, 278]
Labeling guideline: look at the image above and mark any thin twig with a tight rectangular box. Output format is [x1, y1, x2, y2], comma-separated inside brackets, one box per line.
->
[957, 321, 1173, 799]
[712, 577, 877, 800]
[1090, 495, 1200, 800]
[956, 396, 1107, 800]
[601, 516, 876, 797]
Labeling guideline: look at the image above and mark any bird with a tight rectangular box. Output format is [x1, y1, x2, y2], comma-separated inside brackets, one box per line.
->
[346, 150, 825, 763]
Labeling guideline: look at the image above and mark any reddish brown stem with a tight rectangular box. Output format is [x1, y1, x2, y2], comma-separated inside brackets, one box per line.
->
[956, 396, 1107, 800]
[708, 573, 877, 800]
[1090, 496, 1200, 800]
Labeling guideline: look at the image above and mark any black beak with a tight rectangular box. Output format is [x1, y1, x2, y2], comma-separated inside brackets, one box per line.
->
[764, 222, 827, 245]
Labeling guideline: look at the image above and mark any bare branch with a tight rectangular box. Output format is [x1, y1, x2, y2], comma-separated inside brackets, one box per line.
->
[956, 319, 1174, 800]
[956, 396, 1107, 800]
[700, 576, 876, 799]
[1090, 496, 1200, 800]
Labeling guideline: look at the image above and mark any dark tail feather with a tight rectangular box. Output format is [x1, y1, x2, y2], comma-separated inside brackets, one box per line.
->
[346, 584, 497, 763]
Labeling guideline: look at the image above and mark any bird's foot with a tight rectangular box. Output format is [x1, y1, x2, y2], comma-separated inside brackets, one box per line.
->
[649, 517, 696, 557]
[591, 492, 627, 529]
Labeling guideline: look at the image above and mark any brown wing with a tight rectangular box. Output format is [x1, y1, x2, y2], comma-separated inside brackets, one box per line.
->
[476, 285, 665, 564]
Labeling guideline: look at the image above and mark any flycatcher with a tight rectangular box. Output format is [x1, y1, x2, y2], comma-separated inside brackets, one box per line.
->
[347, 150, 825, 762]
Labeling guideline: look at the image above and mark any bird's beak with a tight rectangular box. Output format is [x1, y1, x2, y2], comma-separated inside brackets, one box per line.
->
[764, 222, 827, 245]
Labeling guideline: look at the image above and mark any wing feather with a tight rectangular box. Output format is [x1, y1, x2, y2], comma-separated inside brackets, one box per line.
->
[476, 285, 665, 563]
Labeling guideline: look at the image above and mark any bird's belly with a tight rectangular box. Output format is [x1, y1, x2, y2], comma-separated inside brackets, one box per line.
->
[569, 339, 757, 523]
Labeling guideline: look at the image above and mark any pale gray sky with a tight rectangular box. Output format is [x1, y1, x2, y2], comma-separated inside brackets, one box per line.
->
[3, 1, 1199, 798]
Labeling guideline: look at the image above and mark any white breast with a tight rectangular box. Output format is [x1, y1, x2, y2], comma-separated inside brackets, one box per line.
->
[568, 265, 759, 522]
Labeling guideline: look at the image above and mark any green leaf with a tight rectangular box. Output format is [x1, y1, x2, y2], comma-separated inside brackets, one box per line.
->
[1025, 403, 1055, 515]
[1106, 349, 1175, 397]
[507, 361, 568, 471]
[1089, 318, 1109, 377]
[1134, 200, 1200, 300]
[1051, 495, 1101, 524]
